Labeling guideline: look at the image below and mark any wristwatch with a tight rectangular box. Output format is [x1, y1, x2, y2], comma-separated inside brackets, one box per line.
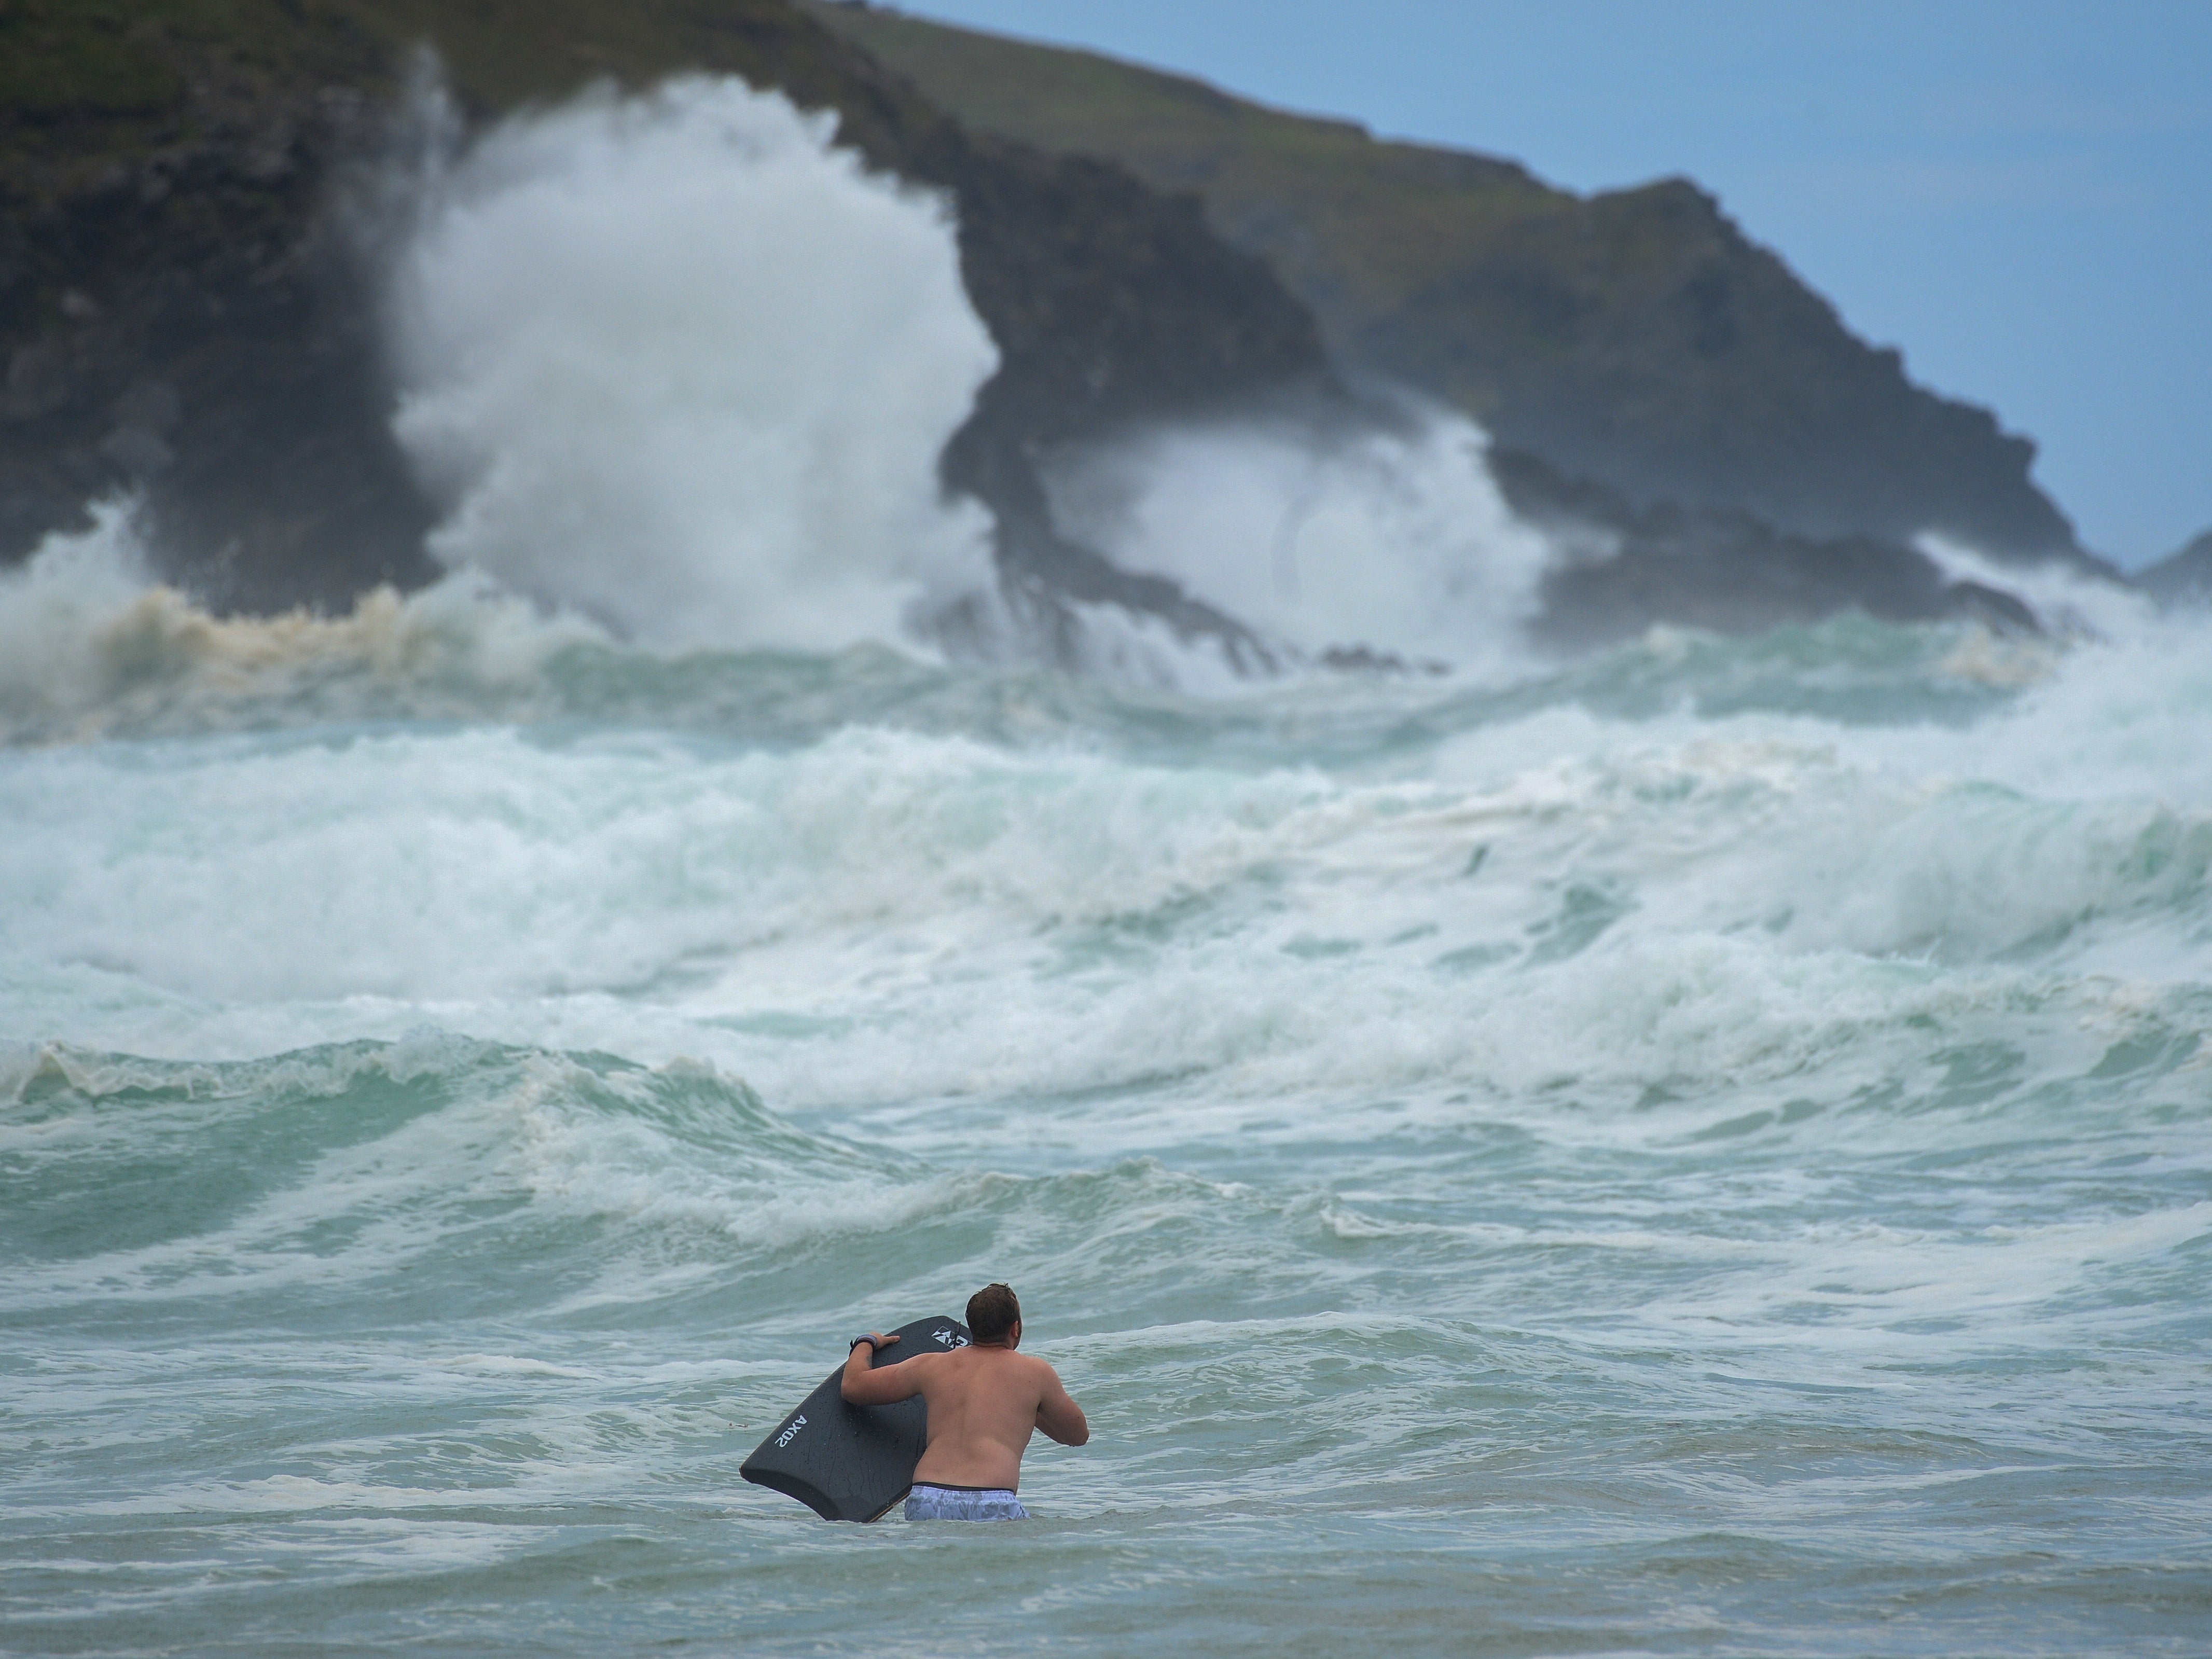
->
[848, 1334, 878, 1352]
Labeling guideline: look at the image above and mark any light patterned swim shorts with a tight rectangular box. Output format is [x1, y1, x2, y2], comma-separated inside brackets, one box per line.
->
[904, 1482, 1030, 1522]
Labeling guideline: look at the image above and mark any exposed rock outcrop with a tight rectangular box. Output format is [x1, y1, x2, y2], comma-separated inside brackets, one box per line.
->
[2137, 530, 2212, 609]
[0, 0, 2107, 667]
[0, 15, 436, 609]
[0, 0, 1326, 657]
[807, 2, 2096, 568]
[1490, 448, 2037, 650]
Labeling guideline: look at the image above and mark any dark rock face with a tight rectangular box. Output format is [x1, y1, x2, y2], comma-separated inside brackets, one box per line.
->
[0, 36, 440, 606]
[1489, 447, 2039, 651]
[0, 0, 1328, 654]
[874, 131, 1327, 660]
[804, 3, 2092, 567]
[0, 0, 2108, 667]
[1367, 180, 2083, 566]
[2137, 530, 2212, 608]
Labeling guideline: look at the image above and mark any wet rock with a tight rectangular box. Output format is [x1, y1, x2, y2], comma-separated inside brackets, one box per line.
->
[1495, 444, 2055, 648]
[97, 423, 175, 477]
[2137, 530, 2212, 608]
[1, 342, 76, 422]
[112, 379, 182, 435]
[245, 122, 299, 181]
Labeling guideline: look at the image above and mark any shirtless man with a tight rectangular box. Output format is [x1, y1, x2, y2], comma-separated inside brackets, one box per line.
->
[841, 1282, 1088, 1521]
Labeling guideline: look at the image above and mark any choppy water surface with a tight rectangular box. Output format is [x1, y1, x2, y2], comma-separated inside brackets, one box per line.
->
[4, 576, 2209, 1656]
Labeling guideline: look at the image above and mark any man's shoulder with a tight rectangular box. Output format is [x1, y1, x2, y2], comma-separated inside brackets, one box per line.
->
[964, 1346, 1051, 1378]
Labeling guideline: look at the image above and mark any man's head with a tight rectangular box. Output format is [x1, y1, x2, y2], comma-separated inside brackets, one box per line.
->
[966, 1282, 1021, 1348]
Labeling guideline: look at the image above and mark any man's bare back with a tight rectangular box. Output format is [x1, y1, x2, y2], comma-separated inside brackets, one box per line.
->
[840, 1288, 1087, 1502]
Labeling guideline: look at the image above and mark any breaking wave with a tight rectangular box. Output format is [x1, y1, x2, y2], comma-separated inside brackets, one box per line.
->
[384, 74, 1002, 655]
[0, 502, 599, 745]
[1044, 406, 1555, 676]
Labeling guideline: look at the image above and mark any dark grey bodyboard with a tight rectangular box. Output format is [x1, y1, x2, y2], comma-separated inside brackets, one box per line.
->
[741, 1316, 972, 1522]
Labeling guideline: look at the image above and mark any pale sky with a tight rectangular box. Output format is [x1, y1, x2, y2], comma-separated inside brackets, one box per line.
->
[892, 1, 2211, 568]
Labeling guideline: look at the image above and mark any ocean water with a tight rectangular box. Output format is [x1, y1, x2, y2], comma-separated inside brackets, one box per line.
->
[4, 549, 2209, 1657]
[6, 70, 2209, 1658]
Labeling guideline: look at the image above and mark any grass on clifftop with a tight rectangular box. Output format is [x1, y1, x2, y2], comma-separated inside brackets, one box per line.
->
[0, 0, 899, 196]
[798, 0, 2058, 559]
[806, 0, 1581, 333]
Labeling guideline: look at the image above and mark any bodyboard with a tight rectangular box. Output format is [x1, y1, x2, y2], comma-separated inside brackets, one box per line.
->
[740, 1315, 972, 1522]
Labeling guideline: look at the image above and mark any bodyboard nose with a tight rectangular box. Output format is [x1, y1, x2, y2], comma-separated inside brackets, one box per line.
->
[740, 1315, 972, 1522]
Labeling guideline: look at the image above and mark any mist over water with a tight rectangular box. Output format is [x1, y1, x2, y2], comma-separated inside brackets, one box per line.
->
[5, 73, 2209, 1659]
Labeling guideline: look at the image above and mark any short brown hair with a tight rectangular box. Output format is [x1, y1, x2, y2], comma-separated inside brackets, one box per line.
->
[966, 1282, 1020, 1345]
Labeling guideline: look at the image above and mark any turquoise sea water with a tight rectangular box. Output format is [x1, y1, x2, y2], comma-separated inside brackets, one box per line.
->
[4, 575, 2210, 1656]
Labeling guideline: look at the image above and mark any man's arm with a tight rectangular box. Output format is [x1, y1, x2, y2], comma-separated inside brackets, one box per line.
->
[840, 1334, 925, 1406]
[1033, 1361, 1089, 1446]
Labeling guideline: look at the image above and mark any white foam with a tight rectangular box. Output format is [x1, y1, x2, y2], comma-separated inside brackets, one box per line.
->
[8, 554, 2212, 1185]
[1058, 598, 1257, 694]
[1917, 531, 2153, 641]
[444, 1354, 600, 1379]
[0, 504, 606, 744]
[1043, 408, 1555, 678]
[385, 75, 1001, 654]
[8, 675, 2208, 1166]
[0, 501, 159, 737]
[1886, 609, 2212, 806]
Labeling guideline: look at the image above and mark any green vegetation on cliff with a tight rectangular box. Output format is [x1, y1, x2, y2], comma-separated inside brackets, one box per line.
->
[808, 1, 2083, 562]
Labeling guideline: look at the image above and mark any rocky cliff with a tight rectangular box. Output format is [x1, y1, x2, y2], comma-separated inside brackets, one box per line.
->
[2138, 530, 2212, 609]
[0, 0, 2103, 666]
[808, 2, 2092, 566]
[0, 0, 1325, 651]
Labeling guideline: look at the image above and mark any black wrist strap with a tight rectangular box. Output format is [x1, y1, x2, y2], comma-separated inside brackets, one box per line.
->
[849, 1335, 877, 1352]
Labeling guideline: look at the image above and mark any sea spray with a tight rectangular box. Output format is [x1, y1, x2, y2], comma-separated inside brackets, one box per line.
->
[7, 626, 2211, 1106]
[0, 501, 156, 735]
[1918, 530, 2155, 641]
[384, 76, 1001, 655]
[1043, 405, 1556, 676]
[2, 76, 1619, 690]
[0, 506, 603, 745]
[376, 70, 1568, 681]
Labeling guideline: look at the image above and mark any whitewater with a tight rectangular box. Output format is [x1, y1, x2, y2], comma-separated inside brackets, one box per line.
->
[5, 76, 2208, 1658]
